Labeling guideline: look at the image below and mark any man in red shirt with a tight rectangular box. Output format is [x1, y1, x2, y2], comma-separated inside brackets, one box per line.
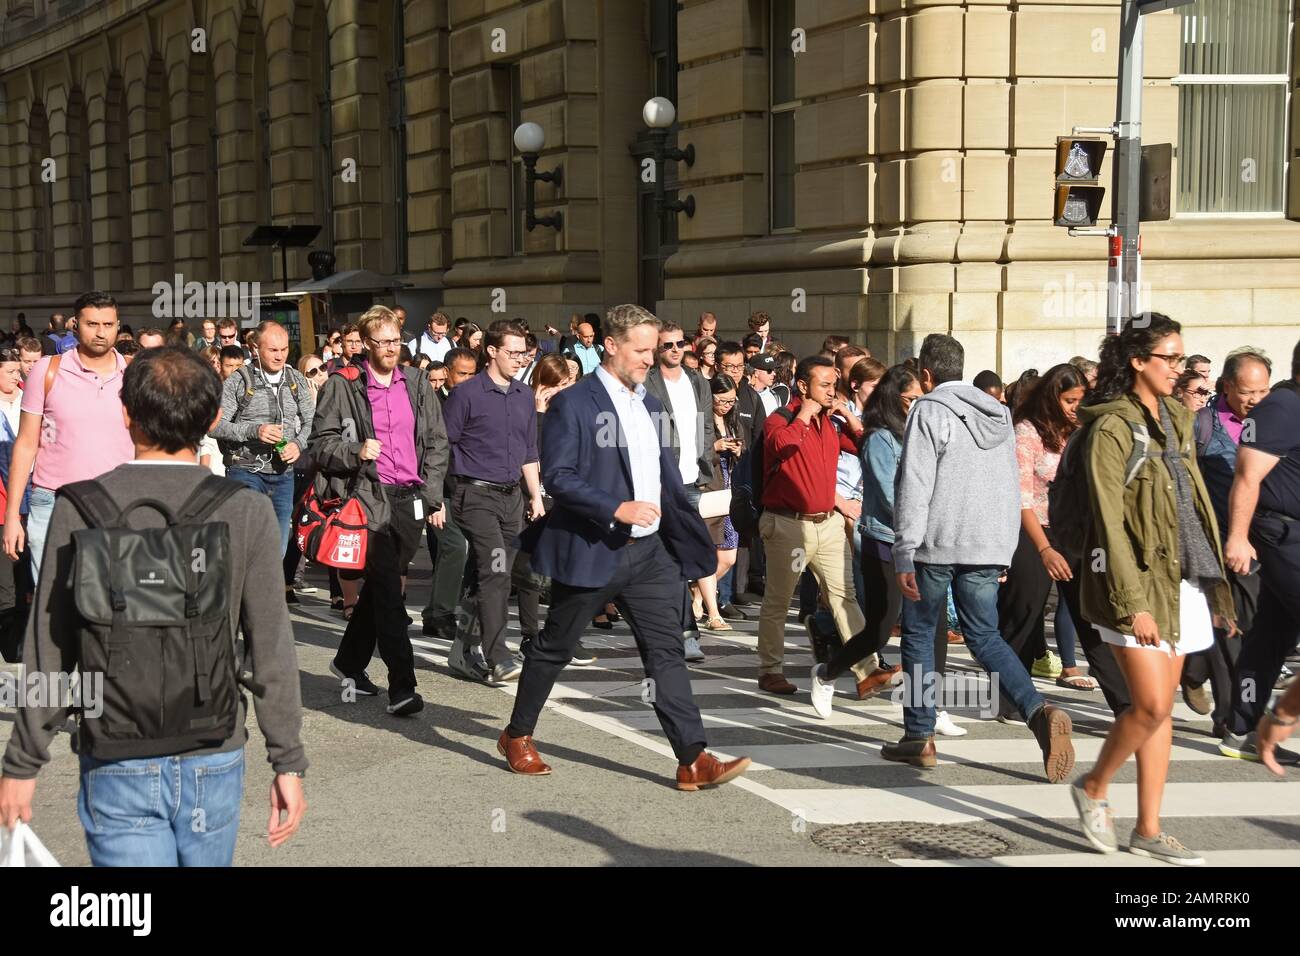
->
[756, 356, 870, 695]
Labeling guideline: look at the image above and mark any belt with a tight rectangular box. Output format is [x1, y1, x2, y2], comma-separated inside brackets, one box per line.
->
[383, 483, 422, 499]
[460, 477, 519, 495]
[769, 507, 833, 523]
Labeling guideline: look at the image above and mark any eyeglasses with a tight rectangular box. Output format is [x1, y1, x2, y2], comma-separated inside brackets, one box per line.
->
[1148, 352, 1187, 369]
[495, 349, 529, 360]
[714, 398, 737, 406]
[660, 340, 687, 351]
[305, 365, 325, 376]
[367, 337, 402, 349]
[720, 362, 745, 372]
[1192, 387, 1211, 397]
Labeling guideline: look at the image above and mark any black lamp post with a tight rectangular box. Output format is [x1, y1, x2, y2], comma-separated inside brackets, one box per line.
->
[513, 122, 563, 232]
[643, 96, 695, 219]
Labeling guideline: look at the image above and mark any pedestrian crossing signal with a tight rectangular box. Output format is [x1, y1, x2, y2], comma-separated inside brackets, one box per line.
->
[1053, 137, 1107, 227]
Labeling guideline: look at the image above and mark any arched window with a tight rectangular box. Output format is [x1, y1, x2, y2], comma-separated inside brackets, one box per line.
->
[29, 101, 54, 294]
[69, 89, 94, 289]
[311, 0, 334, 248]
[380, 0, 408, 275]
[107, 74, 133, 291]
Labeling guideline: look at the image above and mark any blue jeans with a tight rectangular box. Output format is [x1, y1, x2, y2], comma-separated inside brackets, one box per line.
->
[227, 468, 296, 555]
[1054, 582, 1079, 669]
[26, 486, 56, 584]
[900, 563, 1044, 738]
[77, 749, 246, 867]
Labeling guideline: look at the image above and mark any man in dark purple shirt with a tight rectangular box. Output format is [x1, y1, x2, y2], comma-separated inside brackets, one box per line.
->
[310, 306, 448, 717]
[441, 319, 544, 683]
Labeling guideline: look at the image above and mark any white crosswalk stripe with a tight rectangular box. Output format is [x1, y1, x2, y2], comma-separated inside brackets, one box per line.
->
[297, 595, 1298, 864]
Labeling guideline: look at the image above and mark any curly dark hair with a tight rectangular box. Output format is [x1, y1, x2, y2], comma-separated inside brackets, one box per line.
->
[1084, 313, 1183, 406]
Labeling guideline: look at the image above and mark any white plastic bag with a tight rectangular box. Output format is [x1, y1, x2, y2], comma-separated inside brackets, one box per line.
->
[0, 822, 61, 867]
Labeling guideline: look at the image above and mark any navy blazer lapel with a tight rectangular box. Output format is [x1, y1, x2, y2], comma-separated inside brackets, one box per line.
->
[586, 375, 634, 489]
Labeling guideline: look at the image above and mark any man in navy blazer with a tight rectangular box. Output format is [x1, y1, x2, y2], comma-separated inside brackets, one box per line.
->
[502, 304, 751, 791]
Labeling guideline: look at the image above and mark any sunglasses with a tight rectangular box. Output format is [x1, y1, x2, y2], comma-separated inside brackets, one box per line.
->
[660, 340, 687, 351]
[305, 365, 325, 376]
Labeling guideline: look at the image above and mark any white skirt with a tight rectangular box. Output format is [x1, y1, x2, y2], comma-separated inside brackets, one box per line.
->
[1096, 579, 1215, 657]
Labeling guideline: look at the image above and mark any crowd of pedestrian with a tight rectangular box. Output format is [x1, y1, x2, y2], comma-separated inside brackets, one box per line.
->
[0, 293, 1297, 870]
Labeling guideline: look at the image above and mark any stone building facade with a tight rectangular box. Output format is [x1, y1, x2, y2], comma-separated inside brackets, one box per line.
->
[0, 0, 1296, 374]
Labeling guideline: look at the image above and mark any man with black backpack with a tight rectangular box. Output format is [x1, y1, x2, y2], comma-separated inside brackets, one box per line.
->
[0, 346, 307, 865]
[211, 320, 315, 558]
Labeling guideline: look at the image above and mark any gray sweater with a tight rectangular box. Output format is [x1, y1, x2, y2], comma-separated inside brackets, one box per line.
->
[212, 364, 315, 471]
[2, 462, 308, 779]
[892, 383, 1020, 574]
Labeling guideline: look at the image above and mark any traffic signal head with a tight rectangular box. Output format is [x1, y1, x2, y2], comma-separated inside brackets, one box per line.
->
[1054, 137, 1107, 227]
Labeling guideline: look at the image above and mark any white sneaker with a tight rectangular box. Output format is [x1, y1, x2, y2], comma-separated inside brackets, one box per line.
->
[935, 710, 967, 737]
[809, 663, 835, 719]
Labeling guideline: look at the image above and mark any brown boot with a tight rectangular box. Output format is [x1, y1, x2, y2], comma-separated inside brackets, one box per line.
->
[880, 736, 937, 768]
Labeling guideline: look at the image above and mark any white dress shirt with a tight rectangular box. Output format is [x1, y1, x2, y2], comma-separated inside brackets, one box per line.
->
[661, 369, 700, 486]
[408, 332, 453, 364]
[595, 365, 661, 537]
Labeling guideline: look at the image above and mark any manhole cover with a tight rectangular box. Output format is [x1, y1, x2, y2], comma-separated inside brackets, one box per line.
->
[810, 822, 1012, 860]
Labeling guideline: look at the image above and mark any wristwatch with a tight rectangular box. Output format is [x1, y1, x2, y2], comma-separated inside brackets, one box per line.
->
[278, 770, 307, 778]
[1265, 702, 1297, 727]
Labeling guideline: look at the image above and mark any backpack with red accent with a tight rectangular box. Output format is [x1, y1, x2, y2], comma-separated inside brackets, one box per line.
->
[295, 482, 369, 571]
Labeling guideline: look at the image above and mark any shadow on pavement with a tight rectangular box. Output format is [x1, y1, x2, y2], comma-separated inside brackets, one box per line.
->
[522, 810, 756, 866]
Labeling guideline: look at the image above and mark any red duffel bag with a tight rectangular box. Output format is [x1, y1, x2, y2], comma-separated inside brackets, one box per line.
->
[295, 483, 369, 572]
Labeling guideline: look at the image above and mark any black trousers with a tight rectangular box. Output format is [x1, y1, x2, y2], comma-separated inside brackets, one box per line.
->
[1001, 528, 1130, 717]
[1184, 566, 1253, 725]
[334, 486, 426, 702]
[0, 548, 31, 663]
[508, 533, 708, 764]
[1229, 514, 1300, 736]
[453, 481, 523, 666]
[825, 546, 946, 680]
[423, 511, 469, 629]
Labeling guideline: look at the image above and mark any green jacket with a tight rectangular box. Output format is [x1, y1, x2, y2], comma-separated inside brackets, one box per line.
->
[1079, 394, 1234, 643]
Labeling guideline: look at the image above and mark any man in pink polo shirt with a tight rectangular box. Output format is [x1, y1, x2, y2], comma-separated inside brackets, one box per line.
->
[2, 291, 134, 580]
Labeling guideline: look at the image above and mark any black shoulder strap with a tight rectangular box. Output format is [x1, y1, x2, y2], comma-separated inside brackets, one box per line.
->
[58, 480, 122, 530]
[177, 474, 246, 525]
[1194, 404, 1214, 454]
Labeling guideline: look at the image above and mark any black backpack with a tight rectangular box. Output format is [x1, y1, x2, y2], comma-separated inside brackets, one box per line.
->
[730, 407, 793, 537]
[1047, 415, 1158, 564]
[59, 475, 246, 760]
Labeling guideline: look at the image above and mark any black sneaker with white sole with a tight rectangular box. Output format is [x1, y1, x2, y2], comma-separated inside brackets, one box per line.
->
[569, 642, 596, 666]
[386, 693, 424, 717]
[330, 661, 380, 696]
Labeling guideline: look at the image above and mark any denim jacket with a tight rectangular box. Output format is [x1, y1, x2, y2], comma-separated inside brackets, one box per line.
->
[0, 413, 29, 515]
[857, 428, 901, 544]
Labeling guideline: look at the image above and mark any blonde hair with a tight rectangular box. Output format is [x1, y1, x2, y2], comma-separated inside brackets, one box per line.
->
[358, 305, 401, 342]
[604, 303, 661, 343]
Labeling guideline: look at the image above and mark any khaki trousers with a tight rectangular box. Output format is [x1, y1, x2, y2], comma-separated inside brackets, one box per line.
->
[757, 510, 869, 680]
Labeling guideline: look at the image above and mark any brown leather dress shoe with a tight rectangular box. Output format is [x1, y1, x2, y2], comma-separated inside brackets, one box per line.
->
[497, 730, 552, 775]
[947, 630, 965, 644]
[758, 673, 797, 695]
[676, 752, 753, 791]
[855, 664, 902, 700]
[880, 736, 938, 768]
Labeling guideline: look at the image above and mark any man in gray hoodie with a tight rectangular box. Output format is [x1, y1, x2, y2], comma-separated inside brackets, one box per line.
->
[883, 333, 1075, 782]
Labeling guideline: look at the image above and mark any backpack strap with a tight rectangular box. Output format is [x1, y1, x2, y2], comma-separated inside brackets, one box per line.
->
[1194, 404, 1214, 455]
[232, 364, 256, 417]
[42, 353, 61, 401]
[177, 474, 246, 525]
[58, 480, 123, 529]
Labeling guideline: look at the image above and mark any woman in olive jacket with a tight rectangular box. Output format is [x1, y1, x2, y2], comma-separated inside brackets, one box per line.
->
[1071, 314, 1235, 866]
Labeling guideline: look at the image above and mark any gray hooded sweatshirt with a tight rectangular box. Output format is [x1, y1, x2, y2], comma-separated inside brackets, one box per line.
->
[892, 382, 1020, 574]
